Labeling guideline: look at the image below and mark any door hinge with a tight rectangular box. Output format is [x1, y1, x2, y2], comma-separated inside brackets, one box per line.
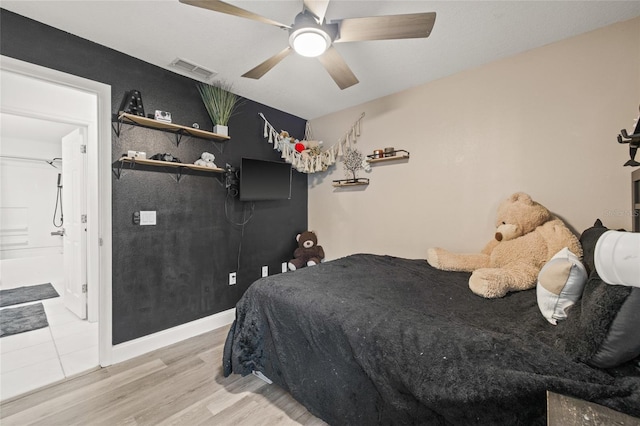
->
[81, 214, 87, 223]
[82, 284, 88, 293]
[80, 144, 87, 154]
[99, 237, 103, 246]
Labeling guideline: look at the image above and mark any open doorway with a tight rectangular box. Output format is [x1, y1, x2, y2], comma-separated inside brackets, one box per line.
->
[0, 56, 113, 401]
[0, 115, 97, 399]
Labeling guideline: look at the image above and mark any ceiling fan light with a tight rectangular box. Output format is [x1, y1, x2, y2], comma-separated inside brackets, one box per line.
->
[290, 28, 330, 57]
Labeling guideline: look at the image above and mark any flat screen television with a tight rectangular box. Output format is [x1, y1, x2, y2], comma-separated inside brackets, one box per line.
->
[239, 158, 292, 201]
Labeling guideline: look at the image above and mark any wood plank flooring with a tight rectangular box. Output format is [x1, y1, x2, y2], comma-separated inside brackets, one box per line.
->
[0, 325, 328, 425]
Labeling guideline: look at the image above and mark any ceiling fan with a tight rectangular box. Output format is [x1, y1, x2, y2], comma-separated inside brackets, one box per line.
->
[179, 0, 436, 90]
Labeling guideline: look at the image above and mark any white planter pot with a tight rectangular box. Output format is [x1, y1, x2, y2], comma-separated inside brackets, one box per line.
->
[213, 125, 228, 137]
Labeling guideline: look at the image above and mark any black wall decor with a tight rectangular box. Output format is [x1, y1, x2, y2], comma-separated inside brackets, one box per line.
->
[1, 9, 308, 344]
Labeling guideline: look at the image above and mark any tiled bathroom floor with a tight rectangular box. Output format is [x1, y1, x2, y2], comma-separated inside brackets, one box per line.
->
[0, 283, 99, 401]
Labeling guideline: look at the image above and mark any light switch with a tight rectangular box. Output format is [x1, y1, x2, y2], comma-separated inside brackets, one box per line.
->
[139, 211, 156, 225]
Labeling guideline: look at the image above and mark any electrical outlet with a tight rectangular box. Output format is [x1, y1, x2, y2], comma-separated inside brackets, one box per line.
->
[262, 266, 268, 277]
[281, 262, 288, 273]
[229, 272, 236, 285]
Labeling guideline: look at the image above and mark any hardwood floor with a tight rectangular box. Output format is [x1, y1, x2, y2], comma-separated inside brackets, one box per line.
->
[0, 325, 328, 425]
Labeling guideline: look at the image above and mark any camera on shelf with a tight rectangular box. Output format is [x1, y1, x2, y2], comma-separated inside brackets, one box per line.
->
[150, 153, 181, 163]
[154, 110, 172, 123]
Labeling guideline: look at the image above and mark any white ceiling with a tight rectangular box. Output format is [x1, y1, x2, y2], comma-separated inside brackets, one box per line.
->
[2, 1, 640, 119]
[1, 113, 79, 143]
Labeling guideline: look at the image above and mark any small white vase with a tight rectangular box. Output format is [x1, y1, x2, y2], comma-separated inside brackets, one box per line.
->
[213, 125, 228, 137]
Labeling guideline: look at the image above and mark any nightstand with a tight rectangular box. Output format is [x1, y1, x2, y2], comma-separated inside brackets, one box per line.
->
[547, 391, 640, 425]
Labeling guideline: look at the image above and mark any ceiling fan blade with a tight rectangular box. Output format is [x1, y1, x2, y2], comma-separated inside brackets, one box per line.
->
[317, 46, 358, 90]
[180, 0, 291, 29]
[303, 0, 330, 23]
[335, 12, 436, 42]
[242, 47, 293, 79]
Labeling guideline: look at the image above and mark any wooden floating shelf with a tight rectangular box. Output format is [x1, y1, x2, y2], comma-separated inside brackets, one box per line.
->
[332, 178, 370, 188]
[366, 149, 410, 164]
[118, 156, 225, 173]
[116, 112, 230, 142]
[367, 154, 410, 163]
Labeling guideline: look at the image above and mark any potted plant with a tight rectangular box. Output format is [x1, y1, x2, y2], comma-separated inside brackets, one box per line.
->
[197, 81, 241, 137]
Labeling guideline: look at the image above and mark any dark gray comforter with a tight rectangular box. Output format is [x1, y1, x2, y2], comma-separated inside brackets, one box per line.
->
[223, 254, 640, 425]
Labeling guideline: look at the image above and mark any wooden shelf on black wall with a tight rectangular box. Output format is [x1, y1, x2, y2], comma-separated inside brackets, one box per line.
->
[114, 156, 225, 182]
[112, 112, 230, 146]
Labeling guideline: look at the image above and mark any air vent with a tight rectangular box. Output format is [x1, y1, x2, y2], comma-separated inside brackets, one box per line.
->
[169, 58, 217, 82]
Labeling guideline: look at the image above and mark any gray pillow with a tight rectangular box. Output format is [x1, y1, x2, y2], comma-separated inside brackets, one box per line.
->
[557, 220, 640, 368]
[589, 288, 640, 368]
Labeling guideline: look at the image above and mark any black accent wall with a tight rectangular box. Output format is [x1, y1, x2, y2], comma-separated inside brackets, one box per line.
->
[1, 9, 308, 344]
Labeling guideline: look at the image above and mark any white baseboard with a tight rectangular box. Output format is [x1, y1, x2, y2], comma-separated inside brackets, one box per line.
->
[111, 308, 235, 364]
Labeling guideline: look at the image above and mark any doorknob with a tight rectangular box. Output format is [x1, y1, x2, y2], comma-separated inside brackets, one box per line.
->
[50, 229, 65, 236]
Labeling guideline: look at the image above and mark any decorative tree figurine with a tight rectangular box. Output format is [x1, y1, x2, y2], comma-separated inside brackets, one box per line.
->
[343, 147, 364, 182]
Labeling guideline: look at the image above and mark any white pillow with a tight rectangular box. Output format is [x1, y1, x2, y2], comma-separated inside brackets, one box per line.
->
[595, 230, 640, 288]
[536, 247, 588, 325]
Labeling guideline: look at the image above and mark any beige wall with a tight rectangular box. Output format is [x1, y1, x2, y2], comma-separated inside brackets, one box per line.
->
[308, 17, 640, 260]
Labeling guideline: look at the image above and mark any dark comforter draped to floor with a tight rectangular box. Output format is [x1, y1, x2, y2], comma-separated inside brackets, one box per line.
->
[223, 254, 640, 425]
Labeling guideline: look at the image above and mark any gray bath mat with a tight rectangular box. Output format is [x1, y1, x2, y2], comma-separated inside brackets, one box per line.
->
[0, 303, 49, 338]
[0, 283, 59, 307]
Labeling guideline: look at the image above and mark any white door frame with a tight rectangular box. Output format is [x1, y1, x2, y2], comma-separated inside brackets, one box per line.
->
[0, 55, 113, 366]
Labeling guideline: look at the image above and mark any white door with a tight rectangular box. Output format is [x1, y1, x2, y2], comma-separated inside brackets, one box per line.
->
[61, 128, 87, 319]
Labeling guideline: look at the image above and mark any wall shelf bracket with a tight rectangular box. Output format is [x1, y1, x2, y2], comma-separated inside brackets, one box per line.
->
[210, 140, 225, 155]
[170, 167, 184, 183]
[111, 118, 124, 138]
[112, 157, 129, 180]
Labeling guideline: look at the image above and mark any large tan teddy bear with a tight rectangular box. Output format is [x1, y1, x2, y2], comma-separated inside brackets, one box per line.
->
[426, 192, 582, 298]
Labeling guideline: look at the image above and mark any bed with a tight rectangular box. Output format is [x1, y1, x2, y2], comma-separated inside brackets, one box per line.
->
[223, 225, 640, 425]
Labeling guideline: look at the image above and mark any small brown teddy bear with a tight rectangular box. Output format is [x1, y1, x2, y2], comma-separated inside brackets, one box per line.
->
[279, 130, 298, 146]
[426, 192, 582, 298]
[288, 231, 325, 271]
